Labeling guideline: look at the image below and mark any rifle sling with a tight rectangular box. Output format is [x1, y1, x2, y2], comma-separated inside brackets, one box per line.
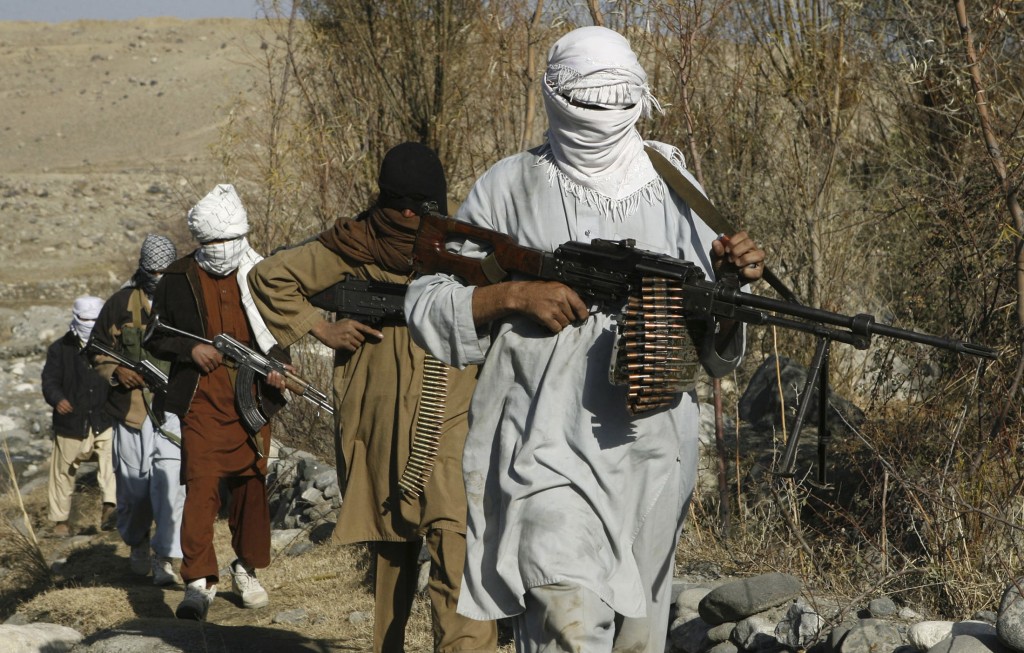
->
[480, 253, 509, 284]
[644, 146, 798, 303]
[143, 392, 182, 447]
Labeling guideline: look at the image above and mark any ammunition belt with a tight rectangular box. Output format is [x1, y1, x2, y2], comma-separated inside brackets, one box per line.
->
[609, 276, 702, 415]
[397, 354, 449, 499]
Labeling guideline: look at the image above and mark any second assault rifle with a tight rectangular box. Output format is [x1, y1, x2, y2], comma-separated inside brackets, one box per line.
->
[308, 276, 407, 325]
[412, 211, 998, 480]
[86, 340, 168, 392]
[145, 316, 333, 434]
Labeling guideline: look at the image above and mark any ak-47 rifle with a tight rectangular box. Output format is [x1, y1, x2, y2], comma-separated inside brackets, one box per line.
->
[412, 210, 998, 476]
[86, 340, 168, 391]
[308, 276, 407, 326]
[144, 316, 333, 435]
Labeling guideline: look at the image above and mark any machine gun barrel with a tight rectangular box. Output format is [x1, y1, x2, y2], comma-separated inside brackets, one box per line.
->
[708, 285, 997, 359]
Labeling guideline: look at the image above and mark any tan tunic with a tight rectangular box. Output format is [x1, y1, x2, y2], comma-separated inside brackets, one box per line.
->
[248, 240, 476, 543]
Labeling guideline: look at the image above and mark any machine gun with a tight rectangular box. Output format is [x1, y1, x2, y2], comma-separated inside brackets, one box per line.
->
[308, 276, 407, 326]
[86, 340, 168, 392]
[145, 316, 333, 434]
[413, 210, 998, 480]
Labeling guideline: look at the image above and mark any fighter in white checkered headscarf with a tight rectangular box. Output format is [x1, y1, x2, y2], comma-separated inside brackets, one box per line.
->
[185, 184, 276, 353]
[147, 183, 290, 622]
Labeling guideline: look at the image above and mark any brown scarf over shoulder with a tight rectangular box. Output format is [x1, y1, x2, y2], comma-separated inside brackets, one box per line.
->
[318, 206, 419, 274]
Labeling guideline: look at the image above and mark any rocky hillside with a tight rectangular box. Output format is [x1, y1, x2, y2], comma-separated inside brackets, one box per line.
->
[0, 17, 267, 312]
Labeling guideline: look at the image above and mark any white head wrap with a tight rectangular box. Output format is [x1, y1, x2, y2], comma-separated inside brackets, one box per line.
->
[188, 184, 251, 276]
[541, 26, 665, 220]
[195, 237, 251, 277]
[70, 295, 105, 344]
[185, 184, 279, 354]
[187, 184, 249, 243]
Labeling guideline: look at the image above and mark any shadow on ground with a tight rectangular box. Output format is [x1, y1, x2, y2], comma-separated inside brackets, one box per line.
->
[77, 617, 366, 652]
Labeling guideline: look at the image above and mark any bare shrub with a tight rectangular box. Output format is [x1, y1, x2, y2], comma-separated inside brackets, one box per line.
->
[0, 434, 52, 605]
[219, 0, 1023, 621]
[273, 335, 336, 462]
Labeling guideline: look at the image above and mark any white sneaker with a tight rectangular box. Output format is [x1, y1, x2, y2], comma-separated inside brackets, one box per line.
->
[230, 559, 269, 609]
[129, 541, 150, 576]
[175, 579, 217, 620]
[151, 556, 182, 586]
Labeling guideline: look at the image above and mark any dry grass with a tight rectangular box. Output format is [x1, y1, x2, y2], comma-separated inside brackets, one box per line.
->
[19, 587, 133, 633]
[5, 388, 1012, 648]
[0, 433, 54, 609]
[0, 478, 514, 651]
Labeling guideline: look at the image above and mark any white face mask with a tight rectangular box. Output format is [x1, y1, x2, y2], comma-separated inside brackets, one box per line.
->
[71, 318, 95, 344]
[196, 237, 249, 276]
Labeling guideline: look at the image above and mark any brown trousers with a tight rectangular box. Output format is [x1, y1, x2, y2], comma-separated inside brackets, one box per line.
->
[179, 474, 270, 584]
[374, 529, 498, 653]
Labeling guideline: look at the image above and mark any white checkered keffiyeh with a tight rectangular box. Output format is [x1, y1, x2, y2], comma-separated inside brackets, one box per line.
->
[187, 184, 249, 243]
[187, 184, 277, 355]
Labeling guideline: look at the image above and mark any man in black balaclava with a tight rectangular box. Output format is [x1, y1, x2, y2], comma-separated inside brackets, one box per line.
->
[248, 142, 498, 653]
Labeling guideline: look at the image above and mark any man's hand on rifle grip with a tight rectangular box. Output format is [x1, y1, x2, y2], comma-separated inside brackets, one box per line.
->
[191, 343, 223, 374]
[266, 369, 287, 391]
[511, 280, 590, 334]
[114, 366, 145, 389]
[712, 231, 765, 282]
[311, 318, 383, 353]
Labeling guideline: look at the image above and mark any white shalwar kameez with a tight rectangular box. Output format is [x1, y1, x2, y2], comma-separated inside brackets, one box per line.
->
[405, 141, 746, 650]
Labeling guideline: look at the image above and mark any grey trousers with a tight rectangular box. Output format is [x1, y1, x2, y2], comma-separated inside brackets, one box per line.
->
[511, 450, 691, 653]
[112, 413, 185, 557]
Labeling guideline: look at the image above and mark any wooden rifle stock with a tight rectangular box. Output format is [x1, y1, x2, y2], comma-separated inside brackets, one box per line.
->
[413, 212, 547, 286]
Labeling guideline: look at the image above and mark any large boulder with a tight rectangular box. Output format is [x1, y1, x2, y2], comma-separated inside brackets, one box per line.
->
[739, 356, 865, 435]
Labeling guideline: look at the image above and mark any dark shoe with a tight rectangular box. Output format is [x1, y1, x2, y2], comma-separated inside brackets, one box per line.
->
[52, 522, 70, 537]
[175, 580, 216, 620]
[130, 539, 151, 576]
[100, 503, 117, 531]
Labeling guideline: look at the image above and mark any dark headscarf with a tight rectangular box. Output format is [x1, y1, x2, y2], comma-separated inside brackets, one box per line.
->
[131, 234, 177, 294]
[376, 142, 448, 216]
[318, 143, 447, 273]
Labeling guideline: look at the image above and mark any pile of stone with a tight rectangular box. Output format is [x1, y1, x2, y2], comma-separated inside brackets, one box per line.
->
[262, 444, 342, 556]
[669, 572, 1024, 653]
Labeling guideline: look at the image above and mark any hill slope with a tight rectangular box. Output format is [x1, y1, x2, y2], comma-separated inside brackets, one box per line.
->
[0, 18, 267, 308]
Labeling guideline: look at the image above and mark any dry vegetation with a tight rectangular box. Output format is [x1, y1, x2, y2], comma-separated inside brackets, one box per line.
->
[224, 0, 1023, 621]
[0, 472, 465, 649]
